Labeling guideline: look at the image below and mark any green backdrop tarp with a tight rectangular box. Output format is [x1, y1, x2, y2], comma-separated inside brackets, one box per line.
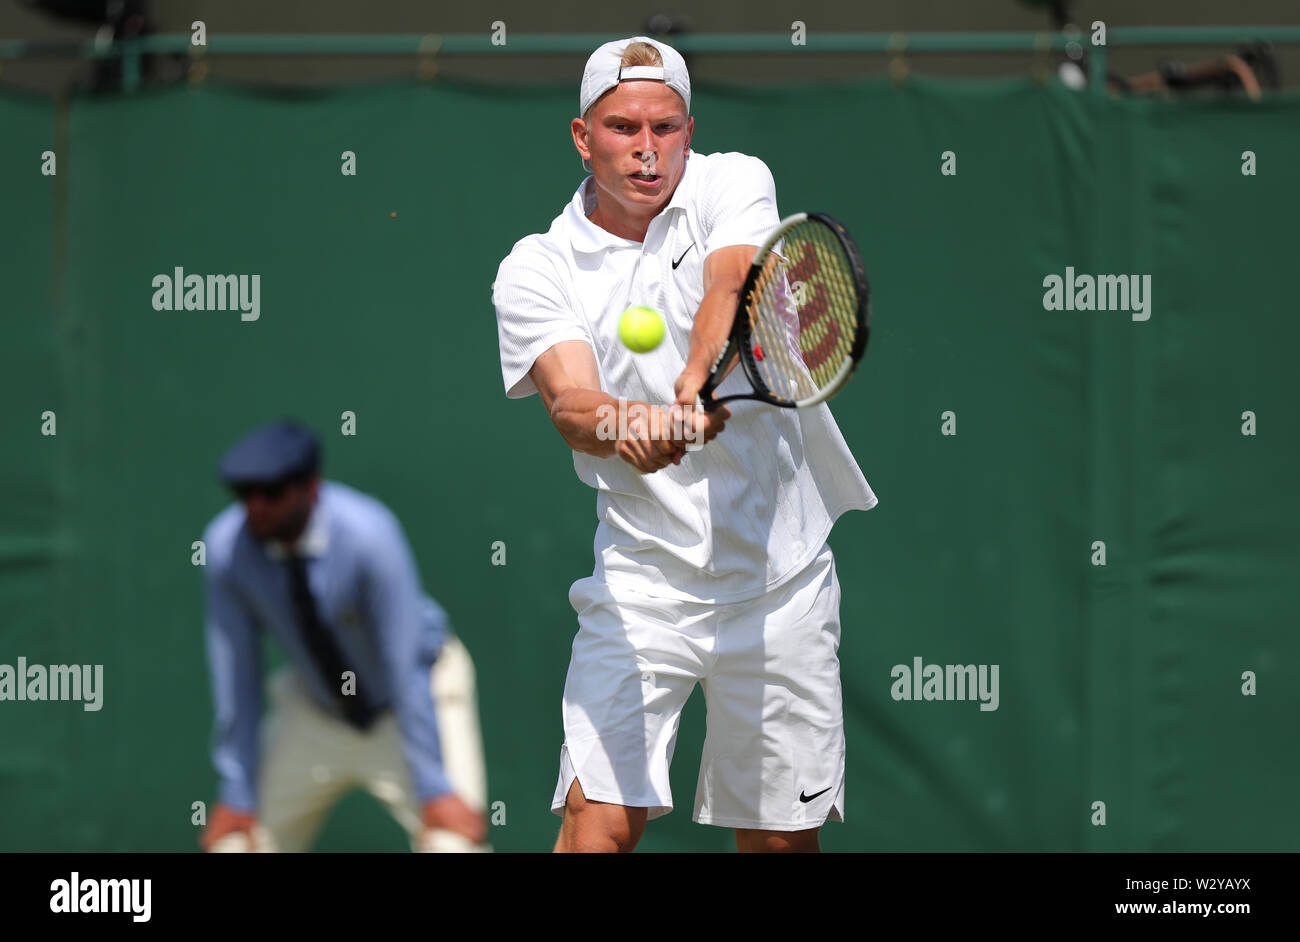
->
[1, 75, 1296, 851]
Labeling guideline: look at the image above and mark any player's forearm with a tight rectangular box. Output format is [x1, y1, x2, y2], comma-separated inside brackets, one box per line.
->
[549, 387, 635, 458]
[684, 281, 741, 379]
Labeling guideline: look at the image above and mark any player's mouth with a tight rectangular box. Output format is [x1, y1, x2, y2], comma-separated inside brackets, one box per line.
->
[630, 171, 662, 188]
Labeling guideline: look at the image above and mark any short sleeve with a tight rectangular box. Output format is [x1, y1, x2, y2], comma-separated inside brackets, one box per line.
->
[492, 242, 592, 399]
[700, 154, 782, 258]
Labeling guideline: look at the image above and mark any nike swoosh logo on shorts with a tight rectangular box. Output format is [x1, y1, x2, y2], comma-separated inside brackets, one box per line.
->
[672, 242, 695, 270]
[799, 787, 832, 803]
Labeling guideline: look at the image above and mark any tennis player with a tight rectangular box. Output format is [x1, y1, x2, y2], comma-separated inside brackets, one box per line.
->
[492, 36, 878, 853]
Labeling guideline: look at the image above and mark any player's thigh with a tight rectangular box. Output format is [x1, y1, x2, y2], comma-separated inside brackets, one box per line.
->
[697, 546, 845, 829]
[556, 578, 711, 816]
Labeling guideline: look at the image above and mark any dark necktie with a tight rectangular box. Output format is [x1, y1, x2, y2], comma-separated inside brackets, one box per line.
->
[286, 552, 379, 731]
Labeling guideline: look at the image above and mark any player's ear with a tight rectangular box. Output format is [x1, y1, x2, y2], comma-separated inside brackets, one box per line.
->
[571, 117, 592, 164]
[684, 116, 693, 156]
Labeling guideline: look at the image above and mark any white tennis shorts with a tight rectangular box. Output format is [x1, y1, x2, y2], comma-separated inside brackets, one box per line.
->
[551, 542, 845, 830]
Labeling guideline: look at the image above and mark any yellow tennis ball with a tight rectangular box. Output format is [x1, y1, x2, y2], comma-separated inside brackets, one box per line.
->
[619, 306, 665, 353]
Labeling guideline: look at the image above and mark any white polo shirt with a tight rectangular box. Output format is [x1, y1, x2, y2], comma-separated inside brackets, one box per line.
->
[493, 150, 877, 604]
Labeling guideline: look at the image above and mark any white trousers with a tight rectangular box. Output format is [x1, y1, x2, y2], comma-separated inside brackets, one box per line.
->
[212, 635, 488, 852]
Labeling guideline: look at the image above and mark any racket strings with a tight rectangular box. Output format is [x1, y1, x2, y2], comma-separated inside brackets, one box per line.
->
[791, 224, 860, 384]
[749, 256, 817, 401]
[746, 222, 861, 403]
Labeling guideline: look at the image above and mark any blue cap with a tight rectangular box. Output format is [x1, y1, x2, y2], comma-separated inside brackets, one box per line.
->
[218, 420, 321, 486]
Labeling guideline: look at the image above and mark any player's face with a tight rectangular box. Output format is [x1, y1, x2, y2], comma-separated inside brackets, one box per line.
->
[237, 476, 319, 544]
[577, 82, 692, 215]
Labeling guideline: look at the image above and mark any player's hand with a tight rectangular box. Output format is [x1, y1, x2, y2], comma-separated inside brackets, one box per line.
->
[673, 363, 710, 407]
[200, 803, 259, 852]
[422, 794, 486, 845]
[673, 369, 730, 451]
[615, 403, 726, 473]
[616, 404, 684, 474]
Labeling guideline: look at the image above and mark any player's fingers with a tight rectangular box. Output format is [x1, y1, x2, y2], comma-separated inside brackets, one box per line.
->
[664, 405, 696, 453]
[674, 369, 706, 406]
[618, 438, 659, 473]
[655, 407, 686, 452]
[638, 410, 680, 460]
[688, 405, 726, 441]
[623, 418, 651, 459]
[672, 375, 690, 403]
[643, 450, 673, 473]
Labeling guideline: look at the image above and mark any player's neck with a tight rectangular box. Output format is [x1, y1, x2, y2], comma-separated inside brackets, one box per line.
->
[585, 178, 678, 243]
[586, 202, 654, 243]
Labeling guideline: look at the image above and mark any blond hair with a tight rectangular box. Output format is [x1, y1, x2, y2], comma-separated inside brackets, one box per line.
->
[619, 41, 663, 69]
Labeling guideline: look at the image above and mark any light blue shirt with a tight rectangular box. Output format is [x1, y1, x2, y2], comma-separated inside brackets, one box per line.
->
[202, 480, 452, 812]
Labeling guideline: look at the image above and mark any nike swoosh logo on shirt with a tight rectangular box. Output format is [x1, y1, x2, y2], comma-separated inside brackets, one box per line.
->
[799, 787, 832, 803]
[672, 242, 695, 270]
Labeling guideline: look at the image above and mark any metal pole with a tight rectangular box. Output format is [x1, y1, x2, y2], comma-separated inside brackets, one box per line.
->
[1090, 42, 1108, 99]
[121, 37, 141, 93]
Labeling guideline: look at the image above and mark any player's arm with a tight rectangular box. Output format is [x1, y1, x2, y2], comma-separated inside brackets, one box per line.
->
[674, 244, 755, 406]
[201, 562, 264, 850]
[532, 340, 707, 473]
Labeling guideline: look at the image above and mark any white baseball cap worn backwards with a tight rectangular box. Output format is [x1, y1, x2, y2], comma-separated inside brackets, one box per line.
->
[579, 35, 692, 172]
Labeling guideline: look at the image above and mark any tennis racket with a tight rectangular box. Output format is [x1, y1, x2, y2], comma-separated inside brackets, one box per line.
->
[698, 212, 870, 411]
